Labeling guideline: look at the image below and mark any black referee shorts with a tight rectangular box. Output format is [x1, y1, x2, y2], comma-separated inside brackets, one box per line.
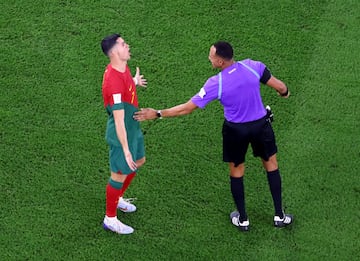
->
[222, 116, 277, 167]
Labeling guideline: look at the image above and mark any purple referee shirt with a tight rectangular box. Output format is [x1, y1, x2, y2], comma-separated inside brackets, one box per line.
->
[191, 59, 268, 123]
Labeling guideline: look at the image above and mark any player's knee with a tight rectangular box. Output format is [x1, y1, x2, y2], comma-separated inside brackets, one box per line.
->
[136, 157, 146, 168]
[110, 172, 127, 183]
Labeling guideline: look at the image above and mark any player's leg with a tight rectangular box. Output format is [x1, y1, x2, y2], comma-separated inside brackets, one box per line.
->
[136, 157, 146, 168]
[120, 156, 145, 196]
[103, 146, 134, 234]
[108, 171, 127, 217]
[118, 134, 146, 212]
[103, 171, 134, 234]
[117, 157, 146, 212]
[120, 156, 146, 197]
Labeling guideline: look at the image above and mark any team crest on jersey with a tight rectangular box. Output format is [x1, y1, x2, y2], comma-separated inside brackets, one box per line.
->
[113, 93, 122, 104]
[198, 88, 206, 99]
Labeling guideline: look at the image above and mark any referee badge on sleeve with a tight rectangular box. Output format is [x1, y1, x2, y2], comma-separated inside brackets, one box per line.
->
[199, 88, 206, 99]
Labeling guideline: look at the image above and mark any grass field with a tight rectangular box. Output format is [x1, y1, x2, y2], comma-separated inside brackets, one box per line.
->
[1, 0, 359, 260]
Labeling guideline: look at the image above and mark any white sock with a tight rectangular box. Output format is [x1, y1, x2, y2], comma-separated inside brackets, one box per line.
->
[105, 216, 117, 221]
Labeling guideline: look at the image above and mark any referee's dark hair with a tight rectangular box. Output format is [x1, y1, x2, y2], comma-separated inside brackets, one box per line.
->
[213, 41, 234, 60]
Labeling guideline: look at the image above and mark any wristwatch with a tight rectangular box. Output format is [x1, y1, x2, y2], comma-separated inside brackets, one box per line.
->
[156, 110, 162, 119]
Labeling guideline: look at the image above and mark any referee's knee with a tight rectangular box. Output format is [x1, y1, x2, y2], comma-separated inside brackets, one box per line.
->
[229, 162, 245, 177]
[262, 154, 278, 171]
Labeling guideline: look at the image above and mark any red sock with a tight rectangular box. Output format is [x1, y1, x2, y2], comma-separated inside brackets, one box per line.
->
[106, 181, 123, 217]
[120, 172, 136, 197]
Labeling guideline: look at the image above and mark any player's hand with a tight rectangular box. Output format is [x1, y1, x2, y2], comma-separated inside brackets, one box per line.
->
[134, 67, 147, 87]
[124, 151, 137, 171]
[134, 108, 158, 121]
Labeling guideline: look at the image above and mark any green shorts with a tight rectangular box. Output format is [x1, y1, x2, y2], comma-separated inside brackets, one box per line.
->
[109, 132, 145, 175]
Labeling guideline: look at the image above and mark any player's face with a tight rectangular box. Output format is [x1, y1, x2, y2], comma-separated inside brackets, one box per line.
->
[208, 46, 222, 68]
[113, 37, 131, 61]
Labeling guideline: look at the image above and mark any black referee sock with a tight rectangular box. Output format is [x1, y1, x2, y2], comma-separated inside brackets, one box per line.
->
[230, 176, 247, 222]
[266, 169, 284, 218]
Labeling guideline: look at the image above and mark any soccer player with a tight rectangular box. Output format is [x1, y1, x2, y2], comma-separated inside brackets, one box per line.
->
[100, 34, 147, 234]
[134, 41, 293, 231]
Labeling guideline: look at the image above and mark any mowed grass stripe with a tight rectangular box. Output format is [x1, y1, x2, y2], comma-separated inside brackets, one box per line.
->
[283, 0, 360, 259]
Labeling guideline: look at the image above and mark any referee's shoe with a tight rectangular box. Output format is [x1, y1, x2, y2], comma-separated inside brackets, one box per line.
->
[274, 212, 293, 228]
[230, 211, 249, 232]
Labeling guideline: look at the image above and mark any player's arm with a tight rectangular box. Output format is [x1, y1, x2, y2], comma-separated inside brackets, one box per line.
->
[134, 100, 198, 121]
[261, 67, 289, 98]
[113, 109, 137, 170]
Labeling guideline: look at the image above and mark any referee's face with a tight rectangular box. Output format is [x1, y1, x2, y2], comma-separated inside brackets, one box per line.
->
[208, 46, 222, 68]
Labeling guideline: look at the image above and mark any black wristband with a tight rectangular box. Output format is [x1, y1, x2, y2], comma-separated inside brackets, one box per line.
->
[280, 88, 289, 97]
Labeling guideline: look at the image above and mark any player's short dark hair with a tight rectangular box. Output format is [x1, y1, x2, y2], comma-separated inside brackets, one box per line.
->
[101, 33, 121, 56]
[213, 41, 233, 60]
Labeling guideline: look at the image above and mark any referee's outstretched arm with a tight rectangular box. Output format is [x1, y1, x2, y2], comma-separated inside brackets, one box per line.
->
[134, 100, 198, 121]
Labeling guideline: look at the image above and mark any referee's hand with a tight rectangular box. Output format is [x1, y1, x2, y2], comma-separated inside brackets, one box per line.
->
[134, 108, 157, 121]
[278, 87, 290, 98]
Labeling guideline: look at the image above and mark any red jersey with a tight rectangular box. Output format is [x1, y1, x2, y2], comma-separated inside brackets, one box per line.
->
[102, 64, 140, 147]
[102, 64, 138, 109]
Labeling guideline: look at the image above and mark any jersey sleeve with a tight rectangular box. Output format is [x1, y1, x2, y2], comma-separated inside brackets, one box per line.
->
[243, 59, 272, 83]
[108, 76, 125, 111]
[191, 75, 219, 109]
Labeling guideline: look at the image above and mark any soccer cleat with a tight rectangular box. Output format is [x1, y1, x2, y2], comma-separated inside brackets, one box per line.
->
[230, 211, 249, 232]
[117, 197, 137, 213]
[274, 213, 293, 228]
[103, 216, 134, 234]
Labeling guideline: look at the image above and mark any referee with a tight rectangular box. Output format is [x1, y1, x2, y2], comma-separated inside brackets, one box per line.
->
[134, 41, 293, 231]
